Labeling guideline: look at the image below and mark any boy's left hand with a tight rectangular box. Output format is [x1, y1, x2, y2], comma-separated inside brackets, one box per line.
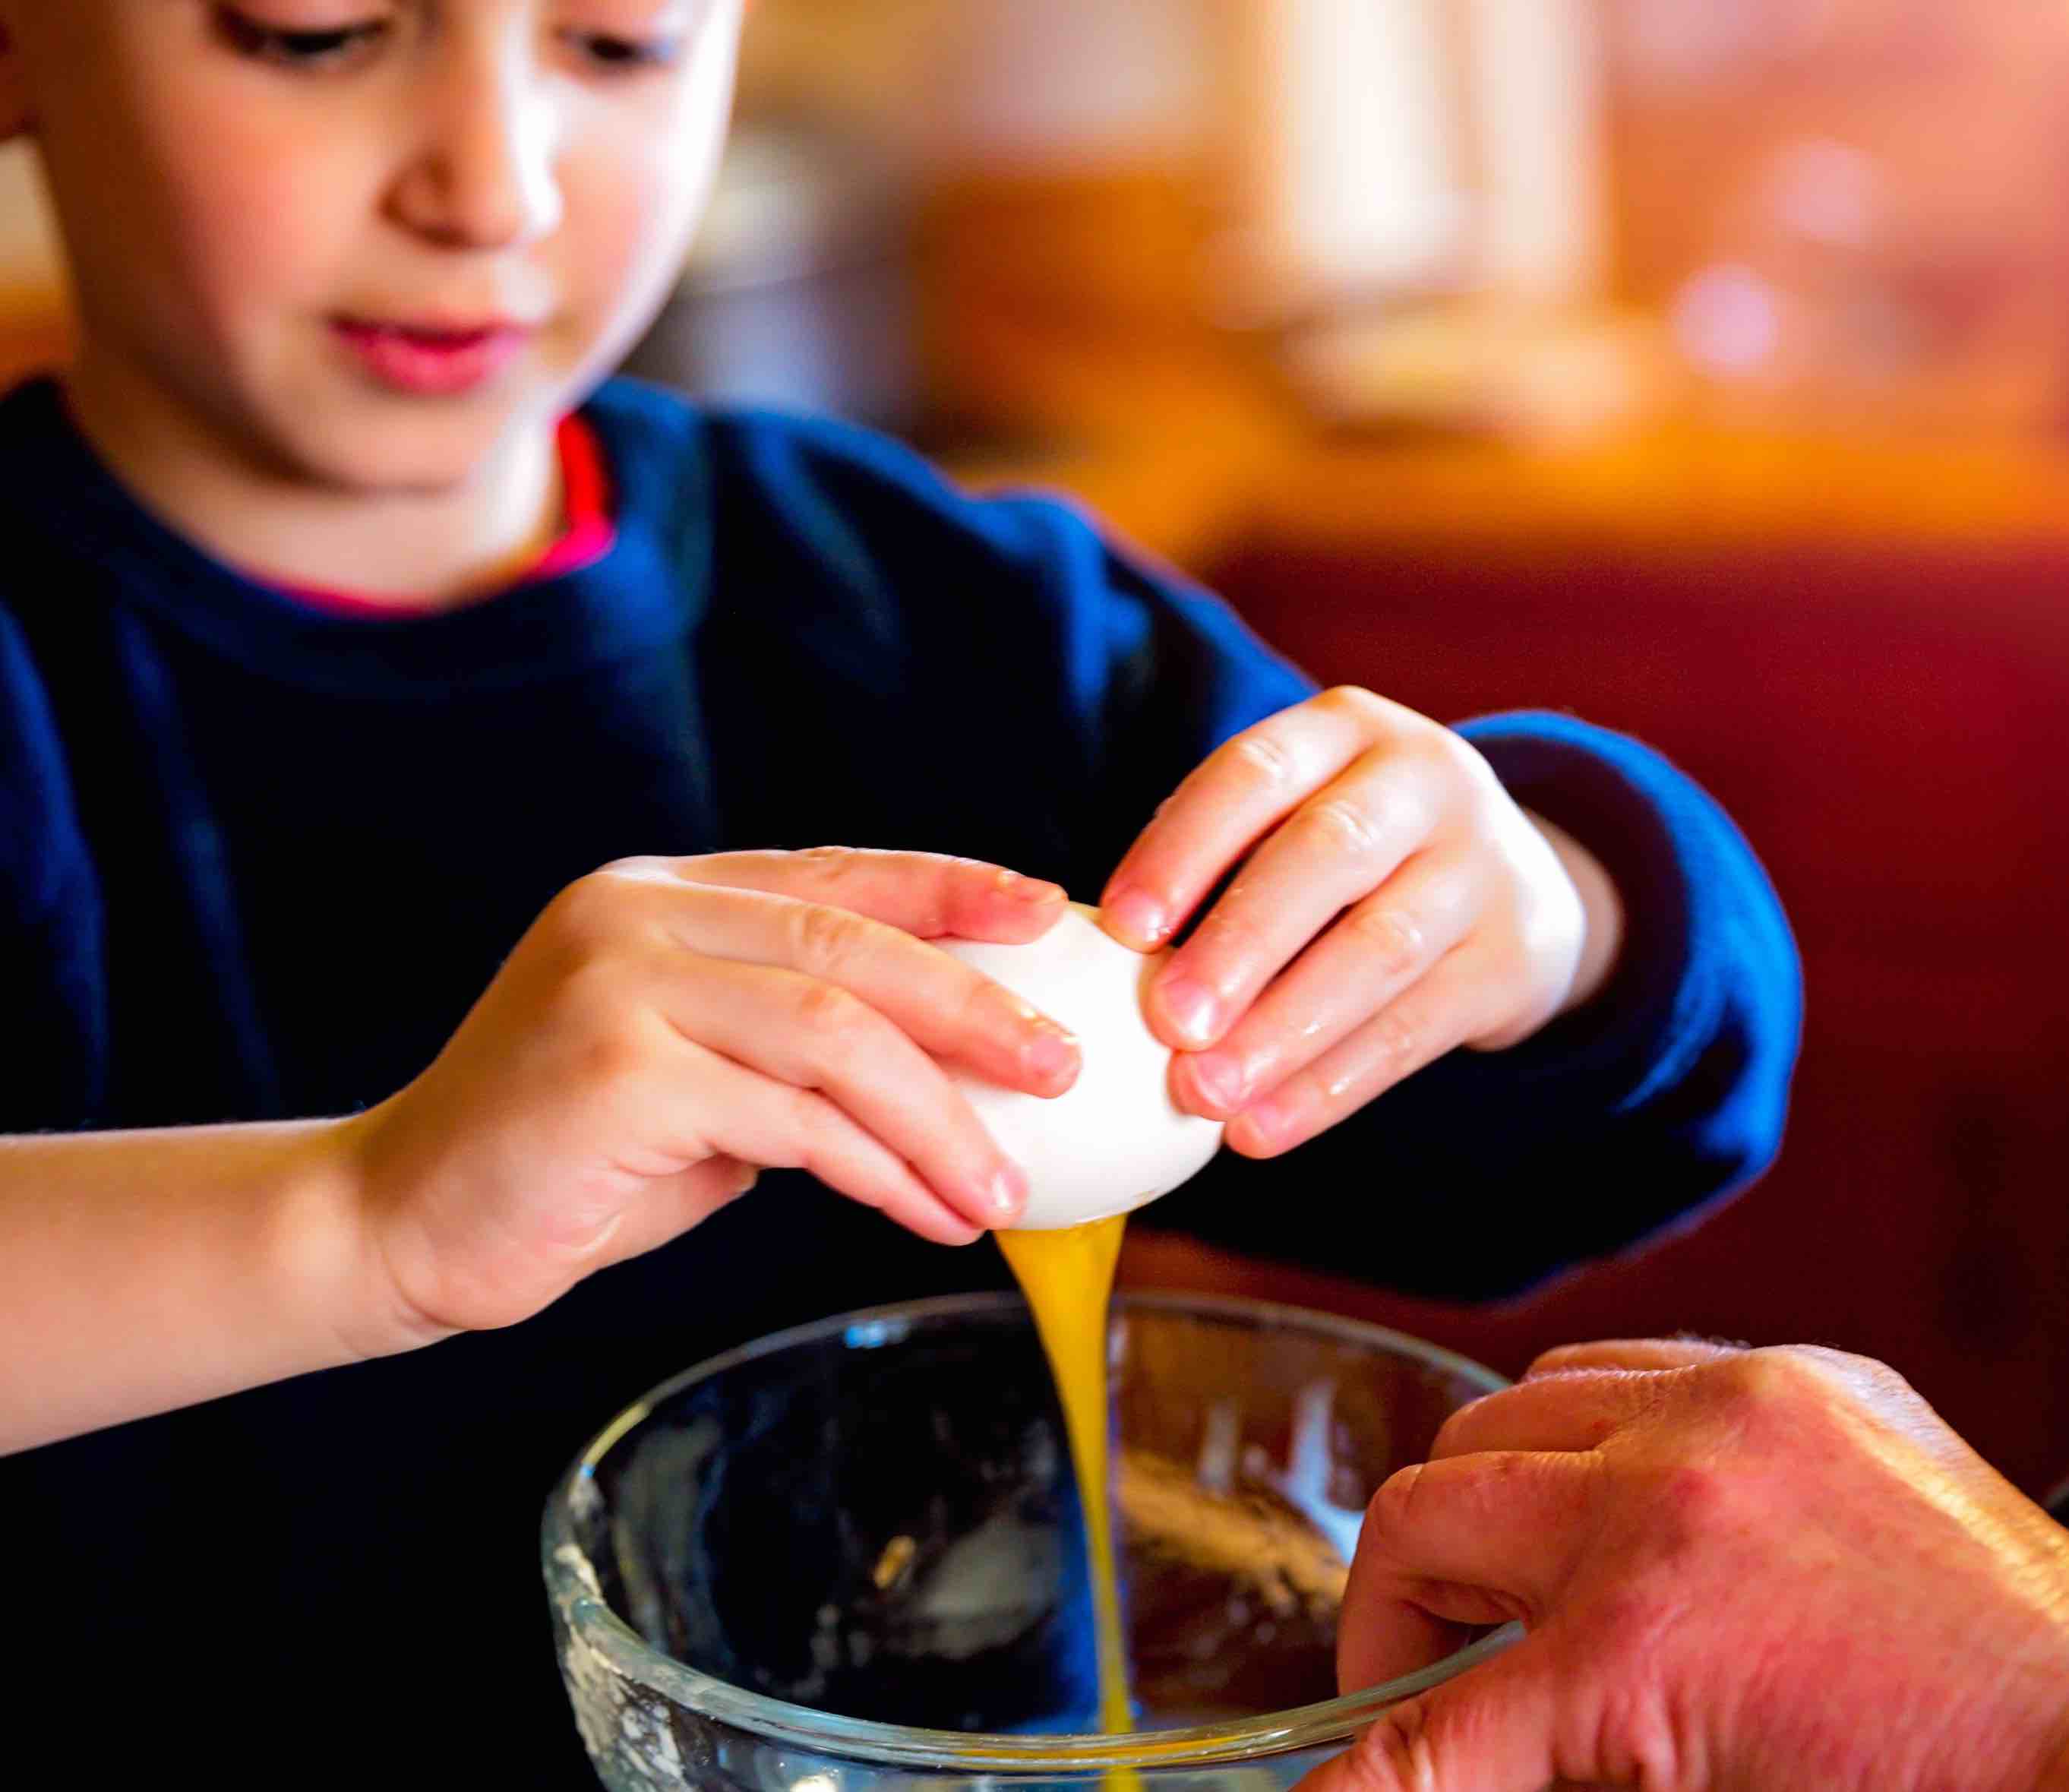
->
[1100, 687, 1624, 1156]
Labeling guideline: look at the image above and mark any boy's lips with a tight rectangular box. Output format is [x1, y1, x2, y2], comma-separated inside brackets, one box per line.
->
[330, 317, 535, 396]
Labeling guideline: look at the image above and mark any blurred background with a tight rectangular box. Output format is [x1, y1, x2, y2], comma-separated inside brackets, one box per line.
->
[5, 0, 2066, 1490]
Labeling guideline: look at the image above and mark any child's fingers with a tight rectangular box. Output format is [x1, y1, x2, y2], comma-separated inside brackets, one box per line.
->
[660, 1040, 984, 1246]
[649, 847, 1069, 943]
[1140, 748, 1448, 1053]
[1098, 688, 1414, 952]
[1224, 945, 1498, 1156]
[587, 874, 1080, 1097]
[584, 1156, 763, 1268]
[647, 953, 1027, 1228]
[1170, 852, 1481, 1119]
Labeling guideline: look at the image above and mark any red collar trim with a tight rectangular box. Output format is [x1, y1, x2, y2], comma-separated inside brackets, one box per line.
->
[270, 413, 617, 618]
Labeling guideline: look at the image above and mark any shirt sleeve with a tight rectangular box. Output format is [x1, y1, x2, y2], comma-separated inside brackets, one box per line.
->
[703, 410, 1803, 1297]
[970, 493, 1805, 1299]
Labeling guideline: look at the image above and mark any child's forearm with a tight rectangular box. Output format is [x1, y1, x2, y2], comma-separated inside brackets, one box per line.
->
[0, 1119, 398, 1455]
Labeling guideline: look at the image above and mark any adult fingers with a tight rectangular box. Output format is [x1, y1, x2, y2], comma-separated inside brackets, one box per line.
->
[1335, 1588, 1522, 1695]
[1297, 1642, 1562, 1792]
[1431, 1370, 1671, 1461]
[1527, 1338, 1747, 1379]
[1342, 1451, 1595, 1678]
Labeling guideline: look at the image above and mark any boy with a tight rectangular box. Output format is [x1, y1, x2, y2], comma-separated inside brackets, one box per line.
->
[0, 2, 1798, 1779]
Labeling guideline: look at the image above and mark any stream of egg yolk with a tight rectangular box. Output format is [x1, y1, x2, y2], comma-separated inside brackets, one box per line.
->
[995, 1214, 1136, 1737]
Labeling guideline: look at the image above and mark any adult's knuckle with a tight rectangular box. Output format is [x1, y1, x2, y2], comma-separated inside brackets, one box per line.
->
[1429, 1397, 1487, 1461]
[1525, 1343, 1592, 1380]
[1643, 1462, 1730, 1548]
[1786, 1342, 1914, 1404]
[1364, 1462, 1427, 1538]
[1707, 1348, 1819, 1419]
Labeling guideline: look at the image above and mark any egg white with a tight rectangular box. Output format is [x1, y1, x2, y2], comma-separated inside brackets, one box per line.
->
[937, 903, 1226, 1230]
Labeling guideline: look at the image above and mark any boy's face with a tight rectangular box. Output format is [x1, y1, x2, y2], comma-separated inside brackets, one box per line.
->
[0, 1, 743, 495]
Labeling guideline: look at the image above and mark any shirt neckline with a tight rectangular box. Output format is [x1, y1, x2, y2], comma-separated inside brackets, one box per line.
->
[0, 377, 708, 700]
[269, 412, 618, 619]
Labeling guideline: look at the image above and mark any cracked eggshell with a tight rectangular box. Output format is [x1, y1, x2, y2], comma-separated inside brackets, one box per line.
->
[937, 902, 1226, 1231]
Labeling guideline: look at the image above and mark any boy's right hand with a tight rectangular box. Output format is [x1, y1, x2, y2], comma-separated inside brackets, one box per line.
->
[339, 849, 1079, 1348]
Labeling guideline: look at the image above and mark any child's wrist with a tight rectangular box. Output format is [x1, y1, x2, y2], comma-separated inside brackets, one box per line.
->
[292, 1111, 455, 1365]
[1527, 809, 1625, 1015]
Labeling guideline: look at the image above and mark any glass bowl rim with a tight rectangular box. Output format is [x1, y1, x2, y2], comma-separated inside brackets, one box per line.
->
[542, 1288, 1516, 1774]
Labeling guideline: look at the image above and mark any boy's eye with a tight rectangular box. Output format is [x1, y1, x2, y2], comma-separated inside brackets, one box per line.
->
[216, 9, 389, 69]
[564, 31, 682, 74]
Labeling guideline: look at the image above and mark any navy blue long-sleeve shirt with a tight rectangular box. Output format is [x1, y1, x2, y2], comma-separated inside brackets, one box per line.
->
[0, 377, 1799, 1779]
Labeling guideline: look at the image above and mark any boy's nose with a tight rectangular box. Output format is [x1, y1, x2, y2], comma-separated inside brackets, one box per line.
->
[390, 50, 564, 252]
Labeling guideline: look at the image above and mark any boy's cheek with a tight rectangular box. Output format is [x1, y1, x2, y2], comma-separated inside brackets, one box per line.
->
[558, 146, 721, 361]
[134, 105, 371, 332]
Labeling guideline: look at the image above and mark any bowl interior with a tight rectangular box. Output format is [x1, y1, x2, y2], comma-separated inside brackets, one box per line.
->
[554, 1292, 1502, 1746]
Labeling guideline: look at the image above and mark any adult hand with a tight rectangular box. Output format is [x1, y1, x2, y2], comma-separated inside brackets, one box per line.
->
[1300, 1339, 2069, 1792]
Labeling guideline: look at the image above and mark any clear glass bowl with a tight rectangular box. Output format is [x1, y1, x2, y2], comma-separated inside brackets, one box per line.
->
[542, 1290, 1513, 1791]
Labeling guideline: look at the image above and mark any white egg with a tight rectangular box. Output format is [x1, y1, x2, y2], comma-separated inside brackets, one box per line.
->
[937, 902, 1226, 1231]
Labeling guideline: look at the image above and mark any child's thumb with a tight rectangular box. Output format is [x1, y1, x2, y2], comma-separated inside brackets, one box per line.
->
[585, 1155, 763, 1269]
[1292, 1651, 1558, 1792]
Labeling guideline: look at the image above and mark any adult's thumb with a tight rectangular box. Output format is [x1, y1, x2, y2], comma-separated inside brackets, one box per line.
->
[1293, 1650, 1558, 1792]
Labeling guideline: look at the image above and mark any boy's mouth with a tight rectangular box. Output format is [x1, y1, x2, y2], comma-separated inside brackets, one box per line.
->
[330, 317, 535, 397]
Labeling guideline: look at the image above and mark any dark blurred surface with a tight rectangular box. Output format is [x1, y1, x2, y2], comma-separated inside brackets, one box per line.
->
[1126, 529, 2069, 1496]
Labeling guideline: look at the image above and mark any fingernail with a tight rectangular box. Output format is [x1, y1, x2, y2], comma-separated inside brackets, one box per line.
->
[999, 869, 1067, 905]
[1104, 888, 1170, 949]
[1188, 1051, 1249, 1115]
[1022, 1024, 1080, 1088]
[1158, 976, 1221, 1048]
[988, 1163, 1029, 1219]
